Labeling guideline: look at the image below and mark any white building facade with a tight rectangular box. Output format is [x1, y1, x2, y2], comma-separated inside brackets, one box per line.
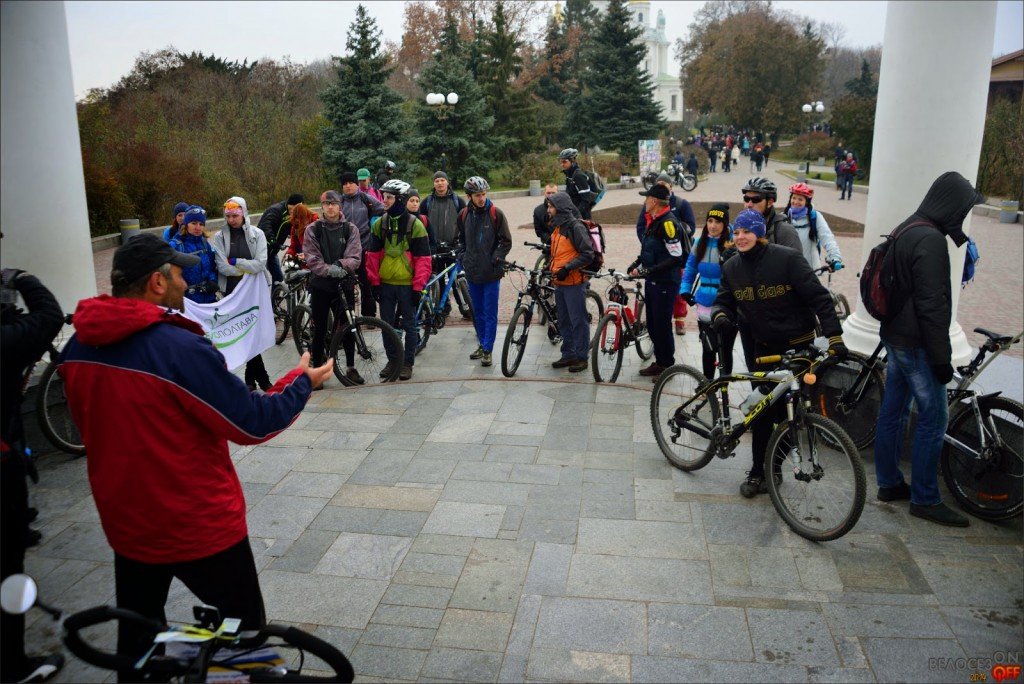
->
[591, 0, 683, 123]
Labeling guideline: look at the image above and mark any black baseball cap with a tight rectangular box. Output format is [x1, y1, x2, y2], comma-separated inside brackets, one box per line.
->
[639, 184, 671, 200]
[111, 233, 199, 286]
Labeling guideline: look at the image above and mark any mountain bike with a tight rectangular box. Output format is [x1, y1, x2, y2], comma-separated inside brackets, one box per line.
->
[1, 574, 353, 682]
[812, 264, 850, 321]
[292, 278, 401, 386]
[590, 269, 654, 383]
[522, 241, 603, 331]
[429, 243, 474, 322]
[651, 344, 865, 542]
[33, 314, 85, 456]
[271, 264, 309, 346]
[498, 261, 601, 378]
[414, 249, 474, 356]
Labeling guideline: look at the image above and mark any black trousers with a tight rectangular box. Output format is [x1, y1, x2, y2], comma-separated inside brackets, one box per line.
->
[697, 318, 737, 380]
[244, 354, 271, 390]
[645, 281, 677, 368]
[114, 538, 265, 682]
[310, 284, 355, 367]
[356, 257, 376, 318]
[738, 320, 790, 477]
[1, 452, 29, 681]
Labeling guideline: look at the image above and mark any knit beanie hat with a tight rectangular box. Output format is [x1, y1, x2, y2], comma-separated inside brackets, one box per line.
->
[340, 172, 358, 185]
[433, 171, 449, 181]
[182, 205, 207, 225]
[407, 188, 420, 199]
[706, 202, 730, 227]
[173, 201, 190, 217]
[287, 193, 304, 206]
[733, 208, 766, 237]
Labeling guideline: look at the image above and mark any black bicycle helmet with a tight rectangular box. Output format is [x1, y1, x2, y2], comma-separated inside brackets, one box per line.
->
[558, 148, 578, 161]
[380, 179, 412, 200]
[463, 176, 490, 194]
[742, 176, 777, 200]
[384, 160, 397, 173]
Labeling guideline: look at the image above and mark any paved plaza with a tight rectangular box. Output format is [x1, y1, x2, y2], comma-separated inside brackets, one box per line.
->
[19, 165, 1024, 682]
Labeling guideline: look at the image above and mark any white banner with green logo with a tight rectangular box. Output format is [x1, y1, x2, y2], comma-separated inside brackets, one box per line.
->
[182, 275, 275, 371]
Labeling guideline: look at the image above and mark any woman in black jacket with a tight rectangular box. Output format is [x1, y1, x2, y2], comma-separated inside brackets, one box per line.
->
[710, 209, 848, 498]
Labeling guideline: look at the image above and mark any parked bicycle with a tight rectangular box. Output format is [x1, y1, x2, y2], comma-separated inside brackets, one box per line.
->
[498, 261, 602, 378]
[812, 264, 850, 322]
[590, 269, 654, 383]
[428, 243, 474, 322]
[0, 574, 354, 682]
[414, 248, 474, 356]
[271, 262, 310, 346]
[651, 344, 866, 541]
[523, 241, 603, 330]
[33, 313, 84, 456]
[292, 278, 401, 386]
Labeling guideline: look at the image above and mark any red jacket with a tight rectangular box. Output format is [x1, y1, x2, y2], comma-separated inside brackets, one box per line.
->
[59, 295, 311, 563]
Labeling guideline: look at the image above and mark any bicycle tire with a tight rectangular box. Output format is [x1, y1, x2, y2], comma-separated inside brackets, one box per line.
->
[941, 396, 1023, 521]
[537, 268, 553, 327]
[834, 293, 851, 321]
[814, 352, 884, 450]
[36, 360, 85, 456]
[591, 313, 624, 383]
[455, 276, 474, 322]
[415, 298, 433, 356]
[271, 283, 290, 345]
[501, 306, 531, 378]
[765, 412, 865, 542]
[330, 316, 402, 386]
[291, 304, 313, 356]
[650, 364, 718, 471]
[681, 174, 697, 192]
[585, 290, 603, 329]
[634, 300, 654, 360]
[642, 172, 657, 191]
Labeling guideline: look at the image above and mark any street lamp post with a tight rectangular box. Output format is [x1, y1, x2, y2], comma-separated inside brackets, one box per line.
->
[799, 100, 824, 181]
[426, 92, 458, 173]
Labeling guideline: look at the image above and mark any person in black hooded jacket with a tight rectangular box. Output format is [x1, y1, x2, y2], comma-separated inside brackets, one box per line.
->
[873, 171, 984, 528]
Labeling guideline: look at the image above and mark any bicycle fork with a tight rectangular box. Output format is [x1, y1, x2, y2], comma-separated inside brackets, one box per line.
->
[789, 381, 824, 482]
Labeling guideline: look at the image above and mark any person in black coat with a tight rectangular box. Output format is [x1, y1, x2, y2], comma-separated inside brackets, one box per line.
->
[1, 270, 65, 683]
[711, 209, 847, 499]
[873, 171, 984, 528]
[532, 184, 559, 244]
[257, 194, 304, 285]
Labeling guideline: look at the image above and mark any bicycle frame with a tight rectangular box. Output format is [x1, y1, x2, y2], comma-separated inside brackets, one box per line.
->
[417, 257, 462, 327]
[597, 272, 645, 349]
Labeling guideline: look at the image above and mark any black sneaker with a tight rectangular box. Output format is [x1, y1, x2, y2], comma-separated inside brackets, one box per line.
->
[17, 653, 63, 683]
[551, 358, 575, 369]
[469, 346, 485, 360]
[399, 364, 413, 381]
[740, 473, 768, 498]
[568, 359, 588, 373]
[25, 528, 42, 548]
[877, 481, 912, 502]
[345, 368, 365, 385]
[379, 361, 396, 379]
[909, 502, 970, 527]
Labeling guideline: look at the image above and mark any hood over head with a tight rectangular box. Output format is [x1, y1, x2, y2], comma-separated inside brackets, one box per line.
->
[914, 172, 984, 247]
[548, 192, 580, 227]
[226, 195, 251, 229]
[71, 294, 203, 347]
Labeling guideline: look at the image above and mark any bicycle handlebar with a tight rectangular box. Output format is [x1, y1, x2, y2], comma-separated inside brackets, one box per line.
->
[523, 241, 548, 251]
[62, 605, 355, 682]
[754, 345, 833, 369]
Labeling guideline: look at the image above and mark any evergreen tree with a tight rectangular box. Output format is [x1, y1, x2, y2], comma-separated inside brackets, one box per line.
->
[844, 58, 878, 98]
[559, 0, 600, 144]
[577, 0, 663, 154]
[478, 0, 539, 158]
[537, 11, 567, 104]
[413, 50, 497, 184]
[320, 4, 406, 183]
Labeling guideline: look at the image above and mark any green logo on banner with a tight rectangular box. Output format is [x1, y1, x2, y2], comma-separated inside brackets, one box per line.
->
[205, 306, 260, 348]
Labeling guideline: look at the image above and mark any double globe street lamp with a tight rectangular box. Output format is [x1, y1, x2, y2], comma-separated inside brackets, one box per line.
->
[426, 92, 459, 172]
[800, 100, 825, 180]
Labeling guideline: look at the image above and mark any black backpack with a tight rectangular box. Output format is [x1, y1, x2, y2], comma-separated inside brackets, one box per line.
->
[584, 170, 606, 205]
[858, 220, 932, 322]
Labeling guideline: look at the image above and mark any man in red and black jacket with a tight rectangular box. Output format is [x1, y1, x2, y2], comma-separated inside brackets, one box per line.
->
[59, 234, 332, 678]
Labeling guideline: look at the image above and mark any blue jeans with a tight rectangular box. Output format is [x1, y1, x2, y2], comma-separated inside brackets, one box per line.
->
[873, 344, 949, 505]
[840, 174, 854, 199]
[378, 284, 417, 365]
[468, 280, 500, 352]
[555, 283, 590, 361]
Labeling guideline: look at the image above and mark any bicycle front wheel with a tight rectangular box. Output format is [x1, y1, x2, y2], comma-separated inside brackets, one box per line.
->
[36, 361, 85, 456]
[941, 396, 1023, 521]
[834, 293, 851, 321]
[331, 316, 402, 386]
[415, 299, 433, 356]
[455, 277, 474, 322]
[271, 283, 289, 345]
[501, 306, 531, 378]
[650, 364, 717, 471]
[591, 313, 624, 383]
[814, 352, 884, 450]
[765, 412, 865, 542]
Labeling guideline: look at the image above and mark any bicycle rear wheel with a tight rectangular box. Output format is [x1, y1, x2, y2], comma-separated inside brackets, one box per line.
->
[650, 364, 717, 471]
[271, 283, 290, 345]
[765, 412, 865, 542]
[36, 361, 85, 456]
[833, 293, 851, 321]
[584, 290, 603, 329]
[501, 306, 531, 378]
[634, 300, 653, 360]
[814, 352, 884, 450]
[331, 316, 402, 386]
[415, 298, 434, 356]
[591, 313, 624, 383]
[941, 396, 1023, 520]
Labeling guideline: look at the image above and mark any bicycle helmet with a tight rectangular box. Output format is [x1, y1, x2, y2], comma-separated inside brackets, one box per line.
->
[379, 179, 412, 200]
[558, 148, 578, 161]
[742, 176, 777, 200]
[463, 176, 490, 194]
[384, 160, 397, 173]
[788, 182, 814, 199]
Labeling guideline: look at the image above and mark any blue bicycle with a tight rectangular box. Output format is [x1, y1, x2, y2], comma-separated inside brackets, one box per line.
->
[414, 248, 474, 355]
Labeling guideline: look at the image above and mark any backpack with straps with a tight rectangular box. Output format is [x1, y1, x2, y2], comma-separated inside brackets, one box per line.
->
[582, 219, 605, 272]
[962, 236, 980, 288]
[858, 220, 932, 322]
[584, 170, 606, 206]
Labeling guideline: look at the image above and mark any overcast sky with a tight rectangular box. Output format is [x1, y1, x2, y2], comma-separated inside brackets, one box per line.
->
[65, 0, 1024, 99]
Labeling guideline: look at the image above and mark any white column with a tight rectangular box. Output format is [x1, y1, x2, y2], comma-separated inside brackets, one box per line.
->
[843, 1, 997, 366]
[1, 2, 96, 312]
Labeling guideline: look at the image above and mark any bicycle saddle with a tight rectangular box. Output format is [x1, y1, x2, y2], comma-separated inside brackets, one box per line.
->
[974, 327, 1013, 345]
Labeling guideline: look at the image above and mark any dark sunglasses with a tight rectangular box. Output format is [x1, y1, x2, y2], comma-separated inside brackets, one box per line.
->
[742, 195, 765, 203]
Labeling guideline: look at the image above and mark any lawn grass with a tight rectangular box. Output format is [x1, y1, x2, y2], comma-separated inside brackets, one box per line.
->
[778, 168, 868, 186]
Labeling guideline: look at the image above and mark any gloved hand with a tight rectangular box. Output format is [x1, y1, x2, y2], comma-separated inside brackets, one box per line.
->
[555, 267, 570, 281]
[682, 292, 695, 306]
[327, 265, 346, 279]
[830, 260, 844, 272]
[711, 311, 734, 334]
[827, 335, 849, 360]
[932, 363, 955, 385]
[635, 267, 650, 278]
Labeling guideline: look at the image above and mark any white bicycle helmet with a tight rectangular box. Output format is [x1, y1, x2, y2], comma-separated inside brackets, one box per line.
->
[463, 176, 490, 194]
[380, 179, 412, 200]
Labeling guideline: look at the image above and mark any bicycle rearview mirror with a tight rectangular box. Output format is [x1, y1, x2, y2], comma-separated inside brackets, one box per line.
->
[1, 574, 38, 615]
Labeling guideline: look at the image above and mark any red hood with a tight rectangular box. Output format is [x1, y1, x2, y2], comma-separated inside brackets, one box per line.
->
[73, 295, 204, 346]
